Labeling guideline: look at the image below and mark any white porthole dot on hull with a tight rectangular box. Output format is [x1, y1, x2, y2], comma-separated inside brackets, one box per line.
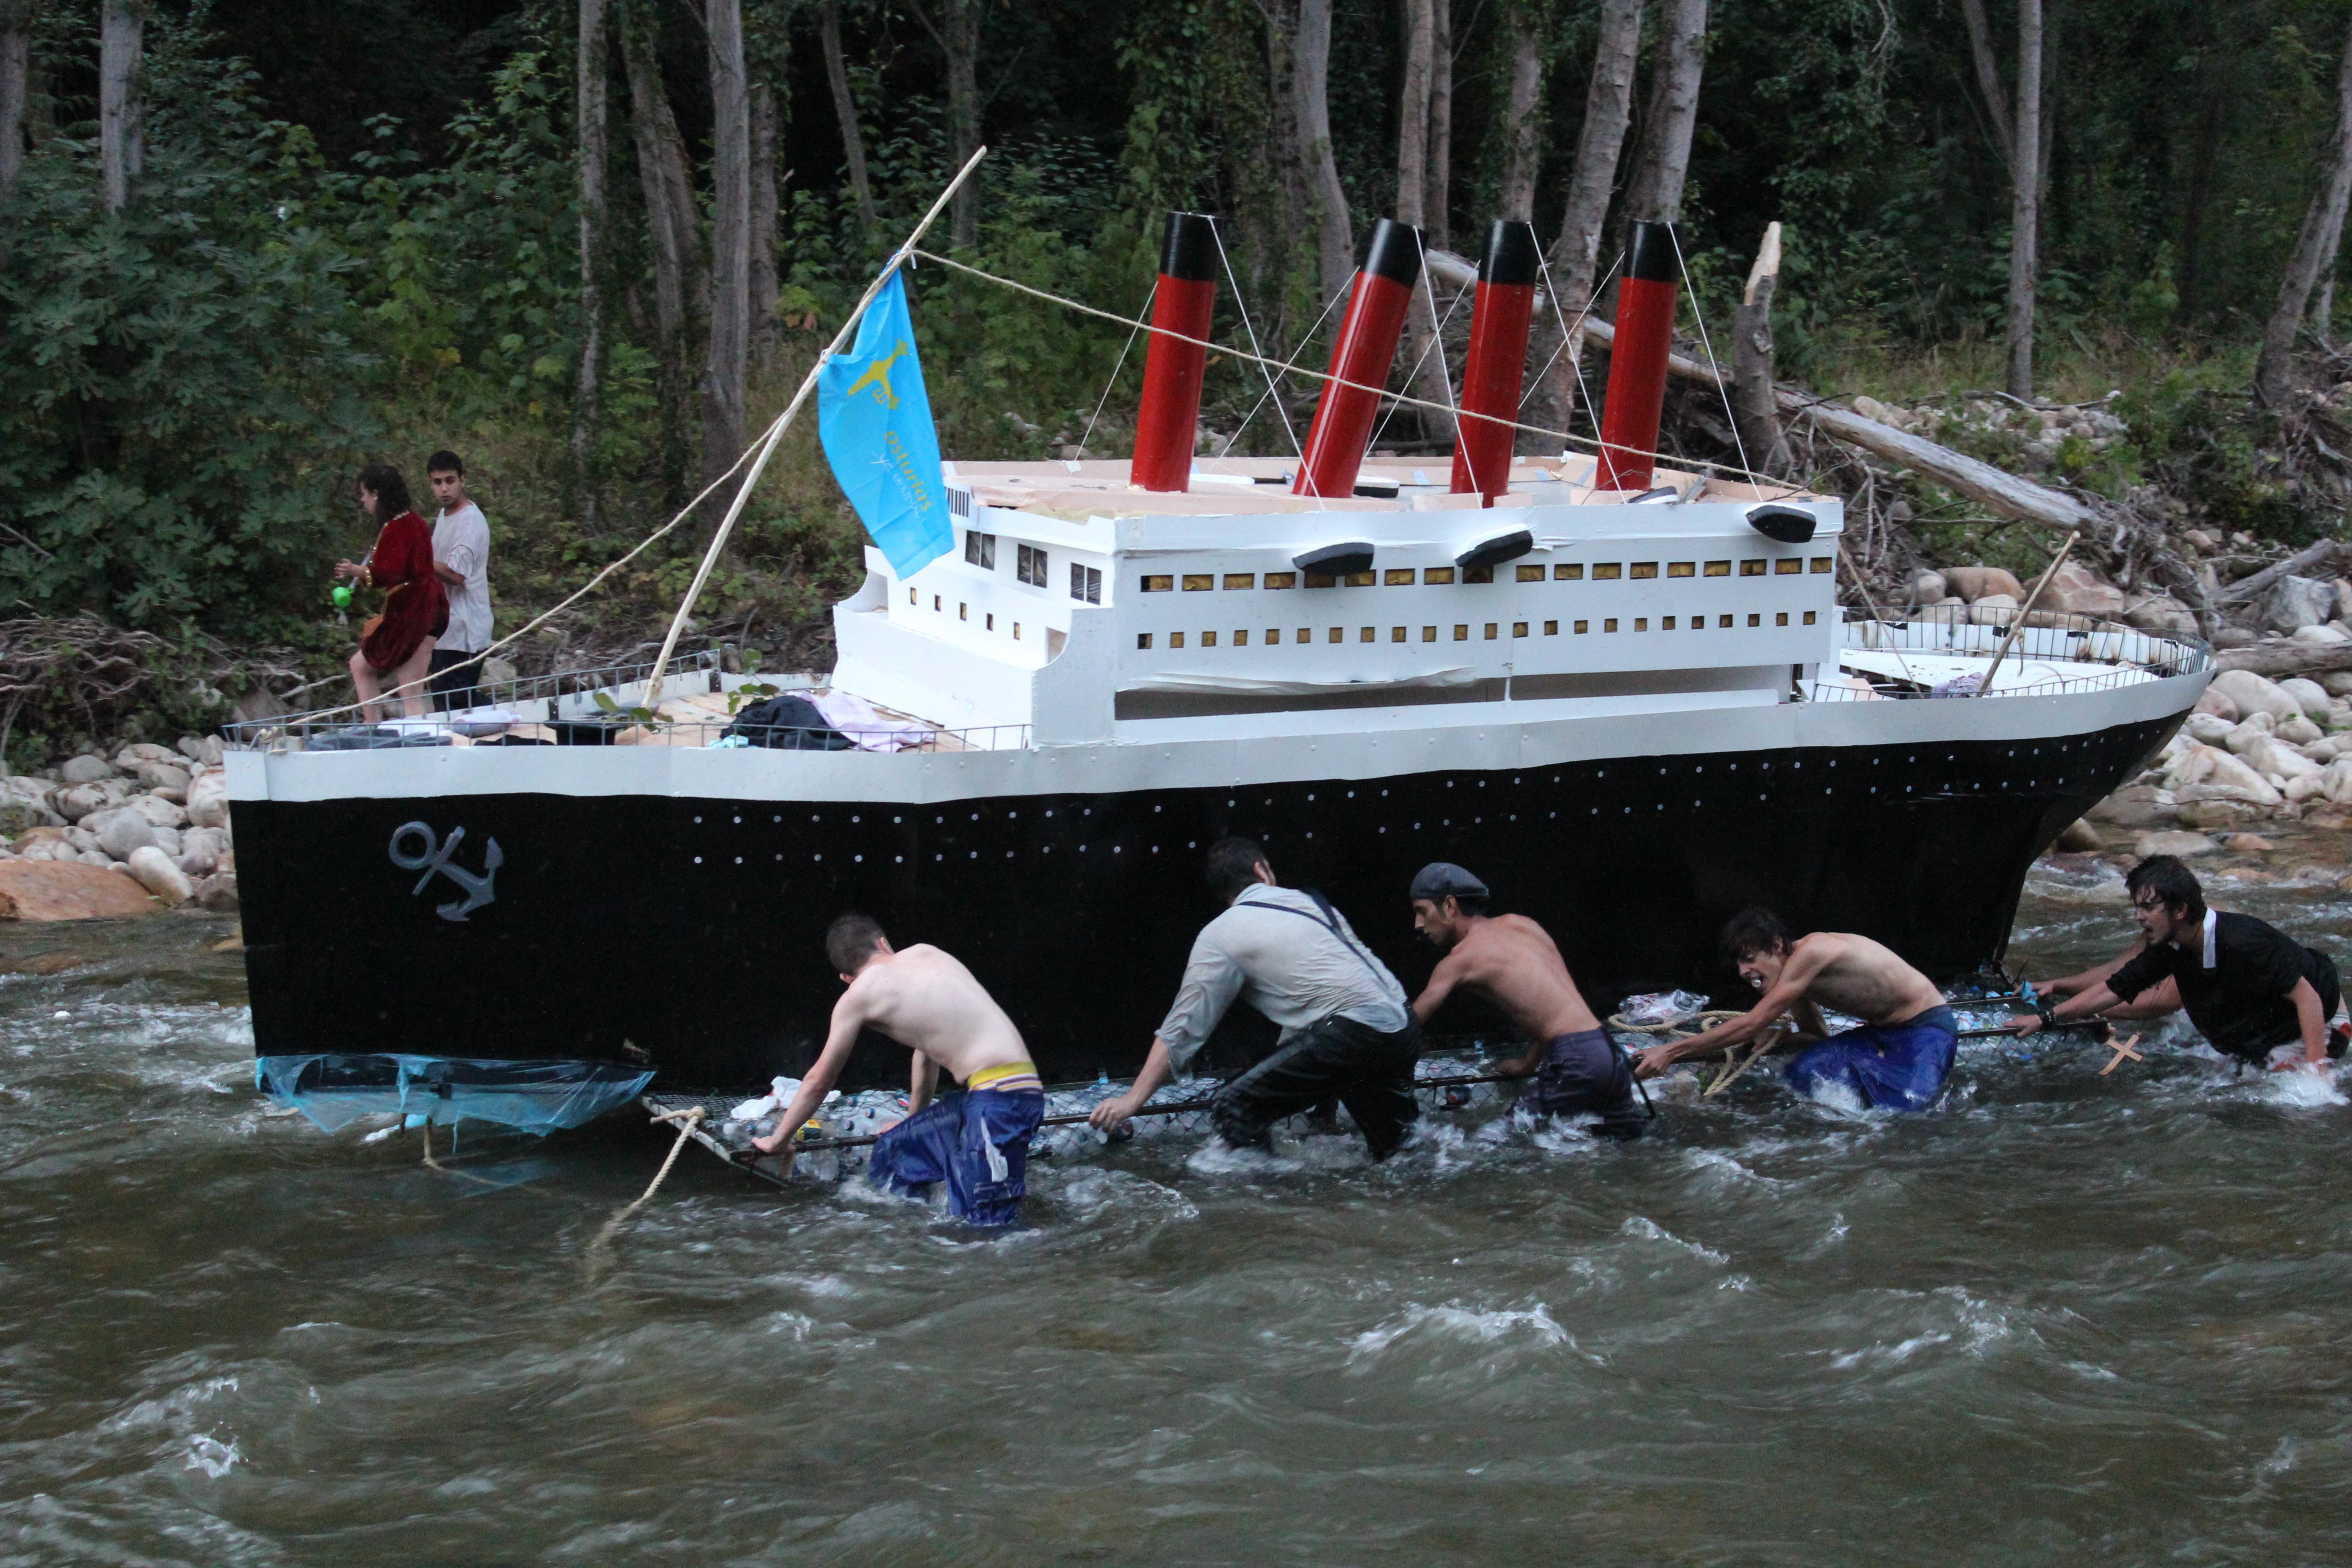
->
[855, 855, 862, 862]
[852, 815, 860, 823]
[1114, 846, 1122, 853]
[1189, 841, 1197, 848]
[695, 817, 703, 824]
[970, 851, 977, 858]
[893, 815, 902, 823]
[936, 854, 943, 861]
[775, 853, 783, 860]
[735, 856, 743, 864]
[814, 853, 823, 861]
[1380, 827, 1387, 833]
[896, 856, 904, 863]
[775, 814, 783, 823]
[733, 815, 741, 824]
[694, 856, 702, 864]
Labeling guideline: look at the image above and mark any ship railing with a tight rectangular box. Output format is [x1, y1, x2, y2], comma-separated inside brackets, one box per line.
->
[1815, 603, 2213, 701]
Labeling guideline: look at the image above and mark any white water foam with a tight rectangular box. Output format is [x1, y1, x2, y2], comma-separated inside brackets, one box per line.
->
[1347, 1301, 1573, 1364]
[1618, 1215, 1729, 1265]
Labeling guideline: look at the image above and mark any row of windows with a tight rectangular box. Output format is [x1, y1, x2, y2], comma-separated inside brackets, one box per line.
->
[913, 586, 1027, 639]
[961, 531, 1103, 603]
[1141, 558, 1833, 592]
[1135, 609, 1821, 648]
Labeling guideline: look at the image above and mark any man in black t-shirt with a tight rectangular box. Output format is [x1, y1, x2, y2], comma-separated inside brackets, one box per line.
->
[2009, 856, 2343, 1070]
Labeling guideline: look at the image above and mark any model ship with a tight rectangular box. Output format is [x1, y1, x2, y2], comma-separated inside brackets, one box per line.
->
[230, 214, 2211, 1129]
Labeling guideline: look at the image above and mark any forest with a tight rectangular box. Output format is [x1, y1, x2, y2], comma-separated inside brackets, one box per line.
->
[2, 0, 2351, 758]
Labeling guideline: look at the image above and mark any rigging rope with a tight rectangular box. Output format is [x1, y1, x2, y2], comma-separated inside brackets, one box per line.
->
[584, 1105, 706, 1271]
[1207, 217, 1310, 470]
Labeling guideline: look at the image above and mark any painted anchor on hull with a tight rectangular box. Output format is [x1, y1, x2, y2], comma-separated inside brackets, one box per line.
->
[389, 822, 503, 921]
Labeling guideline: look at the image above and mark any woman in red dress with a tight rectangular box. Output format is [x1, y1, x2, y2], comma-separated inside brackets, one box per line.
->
[336, 464, 449, 723]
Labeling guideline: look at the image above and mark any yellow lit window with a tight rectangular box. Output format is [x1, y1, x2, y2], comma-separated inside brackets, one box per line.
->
[986, 612, 995, 630]
[1690, 618, 1704, 631]
[1264, 571, 1298, 589]
[1266, 627, 1282, 645]
[1385, 568, 1416, 586]
[1574, 620, 1589, 633]
[1235, 629, 1250, 646]
[1775, 558, 1801, 576]
[1454, 624, 1469, 641]
[1804, 610, 1818, 625]
[1298, 627, 1311, 643]
[1421, 626, 1437, 642]
[1183, 573, 1214, 591]
[1741, 560, 1767, 577]
[1662, 616, 1676, 629]
[1014, 622, 1022, 639]
[1634, 617, 1648, 631]
[1631, 563, 1658, 579]
[1142, 575, 1173, 592]
[1719, 614, 1733, 627]
[908, 587, 916, 605]
[1603, 618, 1618, 632]
[1328, 627, 1344, 644]
[1747, 613, 1761, 627]
[1137, 632, 1152, 649]
[933, 594, 942, 611]
[1423, 566, 1456, 585]
[959, 603, 968, 620]
[1593, 563, 1623, 580]
[1347, 570, 1377, 587]
[1483, 622, 1499, 639]
[1463, 564, 1494, 584]
[1171, 632, 1186, 648]
[1705, 561, 1731, 577]
[1516, 564, 1545, 583]
[1776, 612, 1789, 626]
[1225, 573, 1255, 590]
[1203, 630, 1218, 647]
[1544, 619, 1559, 635]
[1391, 626, 1406, 642]
[1359, 626, 1375, 642]
[1555, 564, 1583, 580]
[1668, 562, 1695, 578]
[1512, 622, 1529, 637]
[1810, 557, 1832, 574]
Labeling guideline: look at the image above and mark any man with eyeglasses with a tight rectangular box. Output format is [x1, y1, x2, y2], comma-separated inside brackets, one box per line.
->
[2008, 855, 2345, 1071]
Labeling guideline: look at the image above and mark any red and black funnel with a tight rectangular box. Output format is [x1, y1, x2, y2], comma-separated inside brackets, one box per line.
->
[1128, 211, 1221, 493]
[1293, 219, 1424, 499]
[1595, 220, 1680, 491]
[1448, 219, 1540, 504]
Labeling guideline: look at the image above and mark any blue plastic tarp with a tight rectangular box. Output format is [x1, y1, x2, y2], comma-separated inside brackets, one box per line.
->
[255, 1054, 655, 1134]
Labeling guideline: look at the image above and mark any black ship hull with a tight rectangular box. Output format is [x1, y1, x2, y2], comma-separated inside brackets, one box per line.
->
[236, 711, 2173, 1094]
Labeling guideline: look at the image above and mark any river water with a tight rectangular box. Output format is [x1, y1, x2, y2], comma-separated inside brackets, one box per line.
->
[4, 838, 2351, 1566]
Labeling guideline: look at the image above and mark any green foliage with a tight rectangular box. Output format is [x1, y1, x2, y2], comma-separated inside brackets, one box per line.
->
[0, 52, 376, 629]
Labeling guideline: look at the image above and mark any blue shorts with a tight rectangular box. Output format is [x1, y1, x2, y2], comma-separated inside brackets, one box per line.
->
[1783, 1005, 1957, 1113]
[1519, 1029, 1646, 1140]
[867, 1088, 1045, 1226]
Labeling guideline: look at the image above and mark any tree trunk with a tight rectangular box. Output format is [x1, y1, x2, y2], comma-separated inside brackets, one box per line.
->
[0, 1, 27, 200]
[1622, 0, 1706, 228]
[2256, 6, 2352, 407]
[623, 3, 705, 503]
[1426, 0, 1451, 250]
[1393, 0, 1450, 441]
[750, 80, 780, 353]
[944, 0, 980, 247]
[1533, 0, 1642, 445]
[817, 0, 877, 229]
[702, 0, 751, 492]
[1730, 221, 1788, 476]
[98, 0, 143, 214]
[1294, 0, 1354, 304]
[1958, 0, 2013, 171]
[2004, 0, 2041, 400]
[1494, 7, 1544, 223]
[570, 0, 610, 531]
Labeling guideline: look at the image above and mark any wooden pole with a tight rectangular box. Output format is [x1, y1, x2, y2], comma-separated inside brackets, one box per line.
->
[642, 147, 989, 708]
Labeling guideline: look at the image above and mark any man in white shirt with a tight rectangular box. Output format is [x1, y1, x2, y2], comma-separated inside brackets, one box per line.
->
[424, 450, 493, 711]
[1088, 837, 1423, 1158]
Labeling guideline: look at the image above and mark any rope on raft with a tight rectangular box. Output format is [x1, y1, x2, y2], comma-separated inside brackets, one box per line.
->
[583, 1106, 706, 1273]
[1604, 1009, 1783, 1098]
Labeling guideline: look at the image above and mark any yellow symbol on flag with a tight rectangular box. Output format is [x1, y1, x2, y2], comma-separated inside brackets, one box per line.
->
[845, 340, 909, 409]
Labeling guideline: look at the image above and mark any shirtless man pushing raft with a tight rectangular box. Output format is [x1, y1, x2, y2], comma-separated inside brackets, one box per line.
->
[1634, 908, 1958, 1112]
[1405, 863, 1646, 1139]
[752, 915, 1044, 1225]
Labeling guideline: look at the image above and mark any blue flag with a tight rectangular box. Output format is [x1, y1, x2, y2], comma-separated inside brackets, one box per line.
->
[818, 271, 952, 579]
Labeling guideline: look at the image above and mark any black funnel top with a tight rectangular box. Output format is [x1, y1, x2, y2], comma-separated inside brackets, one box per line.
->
[1479, 220, 1541, 287]
[1160, 211, 1220, 283]
[1361, 219, 1426, 287]
[1626, 220, 1679, 284]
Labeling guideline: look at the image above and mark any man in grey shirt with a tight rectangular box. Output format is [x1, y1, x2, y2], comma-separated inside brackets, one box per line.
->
[425, 450, 493, 710]
[1088, 836, 1423, 1158]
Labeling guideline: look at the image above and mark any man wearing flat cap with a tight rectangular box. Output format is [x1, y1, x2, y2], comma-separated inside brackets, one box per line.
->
[1088, 836, 1423, 1159]
[1406, 862, 1646, 1139]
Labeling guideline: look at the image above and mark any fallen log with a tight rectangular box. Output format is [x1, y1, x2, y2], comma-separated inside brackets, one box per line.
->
[2213, 640, 2352, 676]
[2213, 538, 2346, 605]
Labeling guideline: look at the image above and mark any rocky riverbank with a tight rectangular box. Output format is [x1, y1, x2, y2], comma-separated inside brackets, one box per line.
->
[0, 736, 235, 917]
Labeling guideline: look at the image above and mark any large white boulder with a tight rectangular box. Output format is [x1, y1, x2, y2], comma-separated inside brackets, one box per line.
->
[2165, 742, 2284, 804]
[2280, 677, 2334, 718]
[2279, 714, 2325, 745]
[89, 809, 156, 862]
[184, 769, 228, 830]
[125, 846, 193, 903]
[2211, 669, 2302, 722]
[2266, 574, 2337, 633]
[2041, 561, 2128, 617]
[130, 760, 191, 796]
[176, 826, 225, 878]
[2244, 734, 2322, 781]
[2183, 712, 2236, 745]
[1968, 593, 2020, 626]
[1944, 566, 2027, 603]
[121, 793, 186, 830]
[58, 754, 118, 784]
[2123, 595, 2200, 636]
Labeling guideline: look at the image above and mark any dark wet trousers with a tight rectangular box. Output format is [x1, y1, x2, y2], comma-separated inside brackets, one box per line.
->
[1211, 1015, 1424, 1160]
[1521, 1028, 1648, 1141]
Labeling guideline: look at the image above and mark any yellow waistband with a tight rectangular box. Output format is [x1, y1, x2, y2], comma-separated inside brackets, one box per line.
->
[967, 1061, 1043, 1091]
